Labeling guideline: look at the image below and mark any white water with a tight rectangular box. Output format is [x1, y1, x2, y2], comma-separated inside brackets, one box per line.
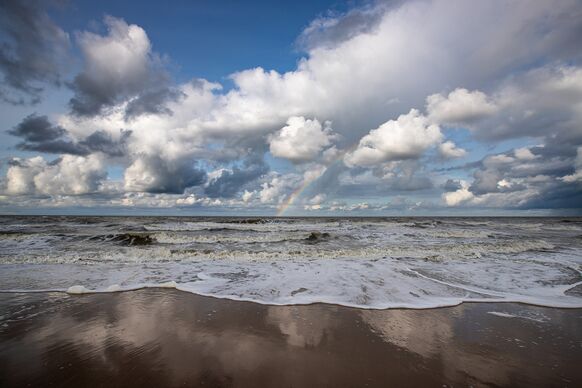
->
[0, 216, 581, 309]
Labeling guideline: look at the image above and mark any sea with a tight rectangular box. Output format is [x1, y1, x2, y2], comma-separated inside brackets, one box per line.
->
[0, 216, 581, 309]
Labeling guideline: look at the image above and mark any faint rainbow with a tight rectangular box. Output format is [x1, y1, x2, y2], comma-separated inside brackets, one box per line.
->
[276, 168, 325, 217]
[276, 143, 358, 216]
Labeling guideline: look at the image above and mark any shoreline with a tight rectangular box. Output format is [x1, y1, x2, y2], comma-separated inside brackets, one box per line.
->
[1, 288, 581, 387]
[2, 286, 582, 310]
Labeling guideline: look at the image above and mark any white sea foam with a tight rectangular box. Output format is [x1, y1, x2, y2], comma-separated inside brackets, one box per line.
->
[104, 284, 122, 292]
[488, 312, 516, 318]
[1, 253, 580, 309]
[487, 311, 550, 322]
[66, 285, 91, 294]
[1, 217, 581, 309]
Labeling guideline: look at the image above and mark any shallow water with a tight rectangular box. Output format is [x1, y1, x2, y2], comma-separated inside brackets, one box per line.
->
[0, 216, 581, 309]
[1, 290, 581, 387]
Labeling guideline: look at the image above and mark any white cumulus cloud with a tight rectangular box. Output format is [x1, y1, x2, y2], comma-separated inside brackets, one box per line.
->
[5, 154, 106, 195]
[344, 109, 443, 167]
[269, 116, 336, 163]
[443, 180, 474, 206]
[427, 88, 498, 126]
[438, 140, 467, 159]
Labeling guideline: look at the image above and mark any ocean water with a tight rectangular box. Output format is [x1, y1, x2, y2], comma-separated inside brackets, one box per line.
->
[0, 216, 581, 309]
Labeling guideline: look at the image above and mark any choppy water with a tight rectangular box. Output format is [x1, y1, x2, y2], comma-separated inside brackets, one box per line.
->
[0, 216, 581, 309]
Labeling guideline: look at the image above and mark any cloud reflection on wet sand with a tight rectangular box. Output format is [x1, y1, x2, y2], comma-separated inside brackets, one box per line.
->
[1, 290, 581, 387]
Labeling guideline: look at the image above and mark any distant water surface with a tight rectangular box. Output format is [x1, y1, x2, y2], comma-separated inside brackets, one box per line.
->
[0, 216, 581, 309]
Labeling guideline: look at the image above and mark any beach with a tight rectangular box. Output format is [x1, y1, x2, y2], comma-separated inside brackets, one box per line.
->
[1, 289, 581, 387]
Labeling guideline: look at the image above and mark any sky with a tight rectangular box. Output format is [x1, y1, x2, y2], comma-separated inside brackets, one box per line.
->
[0, 0, 581, 216]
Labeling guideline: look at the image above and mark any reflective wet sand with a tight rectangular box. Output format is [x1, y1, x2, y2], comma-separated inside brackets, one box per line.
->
[1, 289, 581, 387]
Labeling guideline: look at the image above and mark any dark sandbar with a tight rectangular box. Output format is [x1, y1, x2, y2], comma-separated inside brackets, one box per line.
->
[1, 289, 581, 387]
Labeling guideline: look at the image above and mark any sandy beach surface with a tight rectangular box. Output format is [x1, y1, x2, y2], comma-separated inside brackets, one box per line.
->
[1, 289, 581, 387]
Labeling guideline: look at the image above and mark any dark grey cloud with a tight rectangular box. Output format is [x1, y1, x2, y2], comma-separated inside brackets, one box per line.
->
[18, 139, 88, 155]
[443, 179, 462, 192]
[8, 113, 65, 142]
[78, 129, 132, 157]
[68, 74, 117, 117]
[9, 114, 131, 157]
[463, 66, 582, 143]
[469, 147, 576, 196]
[297, 2, 389, 51]
[7, 158, 26, 167]
[0, 0, 69, 104]
[469, 168, 502, 195]
[69, 72, 176, 118]
[463, 145, 582, 209]
[150, 163, 206, 194]
[520, 182, 582, 210]
[124, 155, 207, 194]
[124, 87, 185, 120]
[68, 16, 178, 119]
[8, 113, 87, 155]
[204, 158, 269, 198]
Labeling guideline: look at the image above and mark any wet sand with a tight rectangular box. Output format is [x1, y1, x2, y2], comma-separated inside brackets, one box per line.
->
[0, 289, 581, 387]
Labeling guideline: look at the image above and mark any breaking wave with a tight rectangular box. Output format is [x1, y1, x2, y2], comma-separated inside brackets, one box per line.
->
[0, 216, 581, 309]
